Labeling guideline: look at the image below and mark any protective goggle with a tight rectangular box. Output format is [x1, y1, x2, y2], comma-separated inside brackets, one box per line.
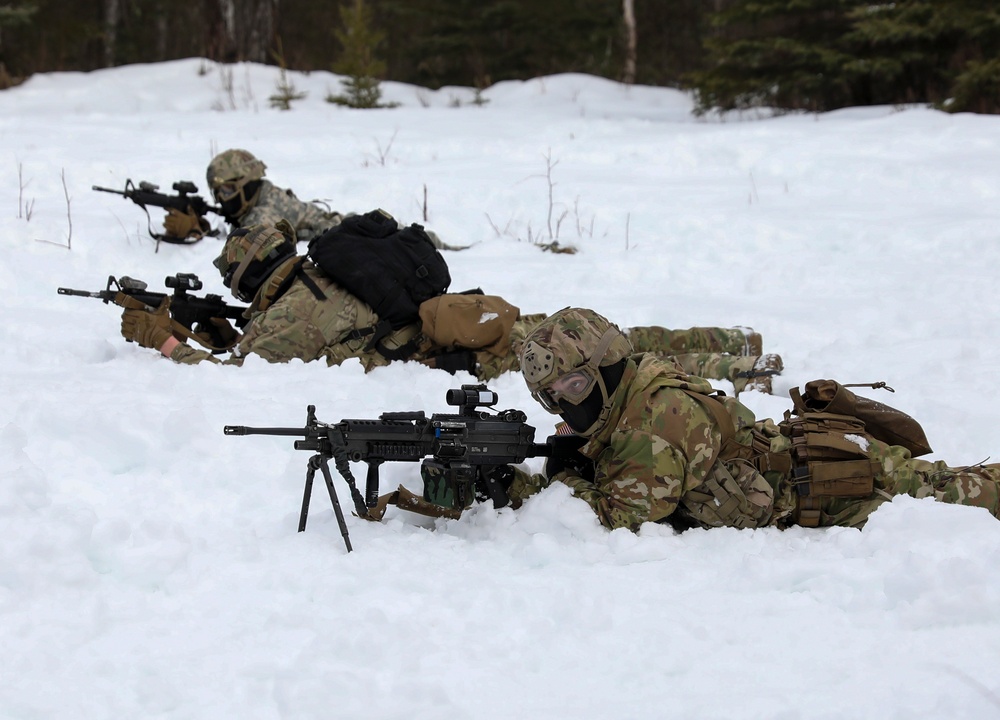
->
[527, 326, 623, 415]
[213, 181, 241, 202]
[531, 368, 597, 414]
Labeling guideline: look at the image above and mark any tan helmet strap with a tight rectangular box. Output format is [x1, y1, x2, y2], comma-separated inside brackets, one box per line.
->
[229, 227, 270, 298]
[586, 326, 621, 373]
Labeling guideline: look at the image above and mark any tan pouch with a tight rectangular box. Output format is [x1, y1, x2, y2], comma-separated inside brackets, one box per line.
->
[790, 379, 932, 457]
[419, 294, 520, 357]
[782, 412, 876, 499]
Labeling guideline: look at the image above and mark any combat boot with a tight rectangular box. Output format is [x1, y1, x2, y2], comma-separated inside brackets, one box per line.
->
[735, 354, 784, 394]
[736, 327, 763, 357]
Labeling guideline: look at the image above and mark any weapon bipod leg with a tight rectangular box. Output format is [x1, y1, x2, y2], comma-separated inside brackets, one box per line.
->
[298, 453, 353, 552]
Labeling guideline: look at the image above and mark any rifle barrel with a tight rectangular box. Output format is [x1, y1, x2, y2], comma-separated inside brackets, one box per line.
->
[57, 287, 105, 298]
[223, 426, 307, 437]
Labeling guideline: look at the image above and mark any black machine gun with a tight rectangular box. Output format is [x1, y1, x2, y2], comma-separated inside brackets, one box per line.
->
[58, 273, 249, 352]
[92, 179, 222, 247]
[224, 385, 572, 552]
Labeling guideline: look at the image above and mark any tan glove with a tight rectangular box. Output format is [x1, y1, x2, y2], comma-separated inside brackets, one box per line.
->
[121, 297, 174, 350]
[163, 207, 208, 239]
[193, 317, 241, 352]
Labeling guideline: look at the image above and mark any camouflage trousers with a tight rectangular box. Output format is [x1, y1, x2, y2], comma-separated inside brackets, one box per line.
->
[626, 325, 764, 390]
[625, 325, 756, 356]
[476, 318, 760, 382]
[788, 437, 1000, 527]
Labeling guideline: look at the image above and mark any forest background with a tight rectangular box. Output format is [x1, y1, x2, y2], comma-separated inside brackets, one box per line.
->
[1, 0, 998, 115]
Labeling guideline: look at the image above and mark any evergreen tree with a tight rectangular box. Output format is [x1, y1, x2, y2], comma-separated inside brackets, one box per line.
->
[377, 0, 621, 90]
[693, 0, 1000, 114]
[0, 1, 38, 85]
[327, 0, 392, 109]
[268, 38, 307, 110]
[690, 0, 867, 114]
[949, 57, 1000, 113]
[847, 0, 1000, 112]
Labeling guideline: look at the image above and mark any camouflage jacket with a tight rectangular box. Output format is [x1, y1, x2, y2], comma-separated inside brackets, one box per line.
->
[235, 183, 460, 251]
[508, 354, 1000, 531]
[236, 180, 343, 244]
[510, 354, 797, 531]
[170, 259, 422, 369]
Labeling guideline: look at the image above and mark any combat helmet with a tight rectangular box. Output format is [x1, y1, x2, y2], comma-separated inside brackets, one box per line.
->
[520, 307, 633, 436]
[214, 222, 296, 302]
[206, 148, 267, 219]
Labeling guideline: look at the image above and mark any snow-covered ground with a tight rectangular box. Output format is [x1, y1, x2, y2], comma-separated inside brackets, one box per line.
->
[2, 59, 999, 719]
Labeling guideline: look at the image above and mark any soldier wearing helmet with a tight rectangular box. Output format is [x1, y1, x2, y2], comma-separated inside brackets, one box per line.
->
[506, 307, 1000, 532]
[162, 148, 343, 244]
[118, 223, 785, 391]
[123, 222, 425, 368]
[167, 148, 460, 250]
[521, 308, 635, 436]
[204, 148, 344, 244]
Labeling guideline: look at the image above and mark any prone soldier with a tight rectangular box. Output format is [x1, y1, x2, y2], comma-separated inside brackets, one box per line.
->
[503, 308, 1000, 531]
[118, 222, 783, 389]
[163, 148, 458, 250]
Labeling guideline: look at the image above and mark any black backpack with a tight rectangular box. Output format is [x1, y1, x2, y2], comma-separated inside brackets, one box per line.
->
[307, 209, 451, 358]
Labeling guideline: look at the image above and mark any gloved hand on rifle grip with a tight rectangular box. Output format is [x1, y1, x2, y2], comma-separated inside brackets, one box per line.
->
[479, 464, 515, 508]
[544, 434, 595, 482]
[194, 317, 240, 351]
[163, 207, 209, 239]
[481, 464, 516, 491]
[120, 297, 174, 350]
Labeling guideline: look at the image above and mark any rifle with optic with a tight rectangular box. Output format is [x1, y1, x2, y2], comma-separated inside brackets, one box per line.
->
[58, 273, 248, 352]
[223, 384, 580, 552]
[92, 179, 222, 247]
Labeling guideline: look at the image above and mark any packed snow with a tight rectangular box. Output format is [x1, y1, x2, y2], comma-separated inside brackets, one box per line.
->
[2, 59, 999, 719]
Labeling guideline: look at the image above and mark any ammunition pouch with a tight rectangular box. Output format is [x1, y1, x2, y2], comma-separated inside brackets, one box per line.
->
[790, 379, 932, 457]
[781, 412, 877, 527]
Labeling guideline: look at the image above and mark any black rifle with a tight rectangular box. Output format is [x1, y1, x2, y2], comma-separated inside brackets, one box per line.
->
[92, 179, 222, 247]
[224, 384, 569, 552]
[58, 274, 249, 352]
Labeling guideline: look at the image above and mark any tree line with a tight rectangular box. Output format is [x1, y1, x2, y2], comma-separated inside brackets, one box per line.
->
[1, 0, 997, 114]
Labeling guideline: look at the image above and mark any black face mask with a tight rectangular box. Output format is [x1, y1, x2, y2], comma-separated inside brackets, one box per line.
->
[556, 359, 627, 435]
[558, 391, 605, 434]
[220, 179, 262, 223]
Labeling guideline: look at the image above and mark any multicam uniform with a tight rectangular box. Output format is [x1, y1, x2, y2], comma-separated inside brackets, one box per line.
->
[234, 181, 459, 250]
[171, 258, 419, 369]
[206, 148, 452, 249]
[509, 353, 1000, 531]
[234, 180, 343, 245]
[169, 269, 765, 387]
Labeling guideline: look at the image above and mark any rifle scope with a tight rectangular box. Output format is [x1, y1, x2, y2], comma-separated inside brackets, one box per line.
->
[446, 385, 498, 413]
[164, 273, 203, 291]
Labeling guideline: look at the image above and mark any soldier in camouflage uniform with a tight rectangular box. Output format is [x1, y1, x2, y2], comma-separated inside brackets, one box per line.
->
[162, 148, 342, 244]
[506, 307, 1000, 531]
[164, 148, 455, 250]
[118, 224, 782, 389]
[123, 223, 432, 370]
